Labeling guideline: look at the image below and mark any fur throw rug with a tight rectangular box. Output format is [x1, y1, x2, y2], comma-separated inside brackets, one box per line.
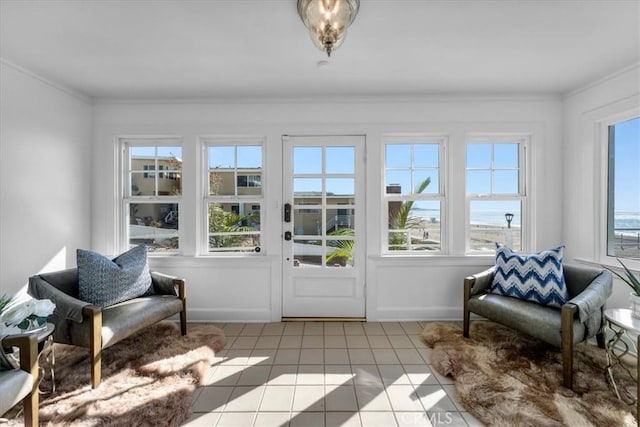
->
[422, 321, 637, 427]
[4, 322, 225, 427]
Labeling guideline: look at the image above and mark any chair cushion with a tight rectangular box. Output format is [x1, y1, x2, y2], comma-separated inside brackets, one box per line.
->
[490, 244, 569, 308]
[78, 245, 153, 308]
[0, 369, 33, 416]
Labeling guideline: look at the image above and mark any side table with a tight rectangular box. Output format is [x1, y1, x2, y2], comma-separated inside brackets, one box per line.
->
[603, 308, 639, 406]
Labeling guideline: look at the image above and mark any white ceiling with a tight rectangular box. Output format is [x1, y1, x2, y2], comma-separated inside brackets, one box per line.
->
[1, 0, 639, 100]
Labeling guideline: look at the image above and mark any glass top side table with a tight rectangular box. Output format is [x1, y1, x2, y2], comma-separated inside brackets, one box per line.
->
[603, 308, 639, 407]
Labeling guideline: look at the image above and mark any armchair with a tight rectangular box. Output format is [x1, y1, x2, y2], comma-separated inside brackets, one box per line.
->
[463, 263, 612, 390]
[28, 268, 187, 388]
[0, 333, 38, 426]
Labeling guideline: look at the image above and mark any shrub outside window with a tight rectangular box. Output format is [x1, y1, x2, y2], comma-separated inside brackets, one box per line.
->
[124, 141, 182, 253]
[206, 140, 263, 253]
[466, 139, 525, 252]
[384, 139, 443, 253]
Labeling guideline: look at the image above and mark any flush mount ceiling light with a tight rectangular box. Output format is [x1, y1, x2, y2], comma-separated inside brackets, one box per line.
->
[297, 0, 360, 57]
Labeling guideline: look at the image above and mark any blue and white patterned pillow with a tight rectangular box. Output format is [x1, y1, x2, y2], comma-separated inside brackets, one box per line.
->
[490, 244, 568, 308]
[78, 245, 153, 308]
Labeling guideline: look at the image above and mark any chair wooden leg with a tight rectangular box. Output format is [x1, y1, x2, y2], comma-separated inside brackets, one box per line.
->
[23, 388, 38, 427]
[180, 307, 187, 336]
[561, 304, 577, 390]
[88, 307, 102, 388]
[463, 279, 472, 338]
[463, 306, 470, 338]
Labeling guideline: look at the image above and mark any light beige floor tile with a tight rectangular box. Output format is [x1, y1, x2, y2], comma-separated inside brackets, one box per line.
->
[381, 322, 405, 335]
[268, 365, 298, 385]
[259, 385, 295, 412]
[284, 323, 305, 335]
[344, 322, 365, 335]
[302, 335, 325, 348]
[304, 322, 324, 335]
[255, 335, 281, 349]
[404, 365, 439, 386]
[324, 365, 354, 385]
[292, 385, 325, 411]
[222, 323, 246, 335]
[225, 385, 266, 412]
[216, 412, 256, 427]
[348, 348, 375, 364]
[325, 348, 350, 364]
[247, 349, 277, 365]
[191, 386, 233, 412]
[254, 411, 291, 427]
[385, 385, 425, 411]
[414, 385, 457, 412]
[416, 348, 432, 363]
[296, 365, 325, 385]
[280, 335, 303, 348]
[378, 365, 411, 385]
[388, 335, 415, 349]
[354, 385, 392, 412]
[359, 411, 398, 427]
[206, 365, 244, 386]
[326, 411, 362, 427]
[351, 365, 383, 387]
[427, 411, 468, 427]
[274, 349, 301, 365]
[181, 411, 222, 426]
[372, 349, 401, 364]
[262, 323, 286, 336]
[399, 322, 424, 335]
[395, 412, 432, 427]
[241, 323, 265, 336]
[300, 348, 325, 364]
[362, 323, 386, 335]
[411, 336, 429, 349]
[346, 336, 370, 349]
[367, 335, 392, 349]
[290, 411, 325, 427]
[324, 322, 345, 335]
[395, 349, 425, 364]
[325, 384, 358, 411]
[461, 411, 485, 427]
[236, 365, 271, 386]
[220, 349, 251, 366]
[324, 335, 347, 348]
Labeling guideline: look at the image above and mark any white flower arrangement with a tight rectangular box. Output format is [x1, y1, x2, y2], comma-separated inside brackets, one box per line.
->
[0, 295, 55, 336]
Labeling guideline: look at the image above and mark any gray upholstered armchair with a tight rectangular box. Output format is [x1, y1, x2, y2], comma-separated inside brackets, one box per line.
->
[0, 333, 38, 426]
[463, 263, 612, 390]
[28, 268, 187, 388]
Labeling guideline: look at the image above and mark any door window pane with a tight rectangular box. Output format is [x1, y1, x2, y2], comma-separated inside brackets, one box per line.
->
[294, 147, 322, 174]
[327, 240, 354, 267]
[294, 209, 322, 236]
[326, 147, 355, 174]
[293, 240, 322, 268]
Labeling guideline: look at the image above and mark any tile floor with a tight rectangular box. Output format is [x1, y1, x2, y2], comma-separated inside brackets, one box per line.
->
[183, 321, 484, 427]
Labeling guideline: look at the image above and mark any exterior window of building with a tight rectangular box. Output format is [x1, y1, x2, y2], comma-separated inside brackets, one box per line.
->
[124, 141, 182, 253]
[383, 139, 443, 252]
[466, 139, 526, 252]
[206, 141, 263, 253]
[607, 116, 640, 259]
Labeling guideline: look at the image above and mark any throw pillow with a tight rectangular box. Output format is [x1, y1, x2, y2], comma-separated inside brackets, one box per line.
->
[77, 245, 153, 308]
[490, 243, 569, 308]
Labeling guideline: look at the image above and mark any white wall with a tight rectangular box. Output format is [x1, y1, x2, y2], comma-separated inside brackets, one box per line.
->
[93, 96, 563, 321]
[563, 64, 640, 310]
[0, 62, 93, 296]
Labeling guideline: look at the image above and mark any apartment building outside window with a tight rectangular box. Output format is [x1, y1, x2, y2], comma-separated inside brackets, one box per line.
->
[205, 139, 264, 253]
[123, 140, 182, 253]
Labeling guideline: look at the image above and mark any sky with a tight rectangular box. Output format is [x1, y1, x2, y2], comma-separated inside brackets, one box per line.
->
[613, 117, 640, 214]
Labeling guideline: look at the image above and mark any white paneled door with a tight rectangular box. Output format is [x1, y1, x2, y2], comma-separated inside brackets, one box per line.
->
[282, 135, 366, 318]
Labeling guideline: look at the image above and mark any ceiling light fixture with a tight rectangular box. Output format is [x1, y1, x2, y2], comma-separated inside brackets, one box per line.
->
[297, 0, 360, 57]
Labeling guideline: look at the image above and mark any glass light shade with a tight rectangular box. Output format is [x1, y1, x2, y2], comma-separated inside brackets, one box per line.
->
[297, 0, 360, 56]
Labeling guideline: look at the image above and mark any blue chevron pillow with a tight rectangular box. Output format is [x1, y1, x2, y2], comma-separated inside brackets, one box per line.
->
[490, 244, 568, 308]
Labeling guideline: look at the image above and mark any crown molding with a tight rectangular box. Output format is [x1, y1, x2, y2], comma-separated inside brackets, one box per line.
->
[563, 62, 640, 100]
[0, 58, 93, 105]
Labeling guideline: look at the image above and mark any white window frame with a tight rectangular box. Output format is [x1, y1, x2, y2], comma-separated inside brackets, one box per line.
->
[202, 137, 266, 255]
[598, 109, 640, 267]
[121, 137, 183, 255]
[382, 135, 447, 255]
[465, 135, 528, 254]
